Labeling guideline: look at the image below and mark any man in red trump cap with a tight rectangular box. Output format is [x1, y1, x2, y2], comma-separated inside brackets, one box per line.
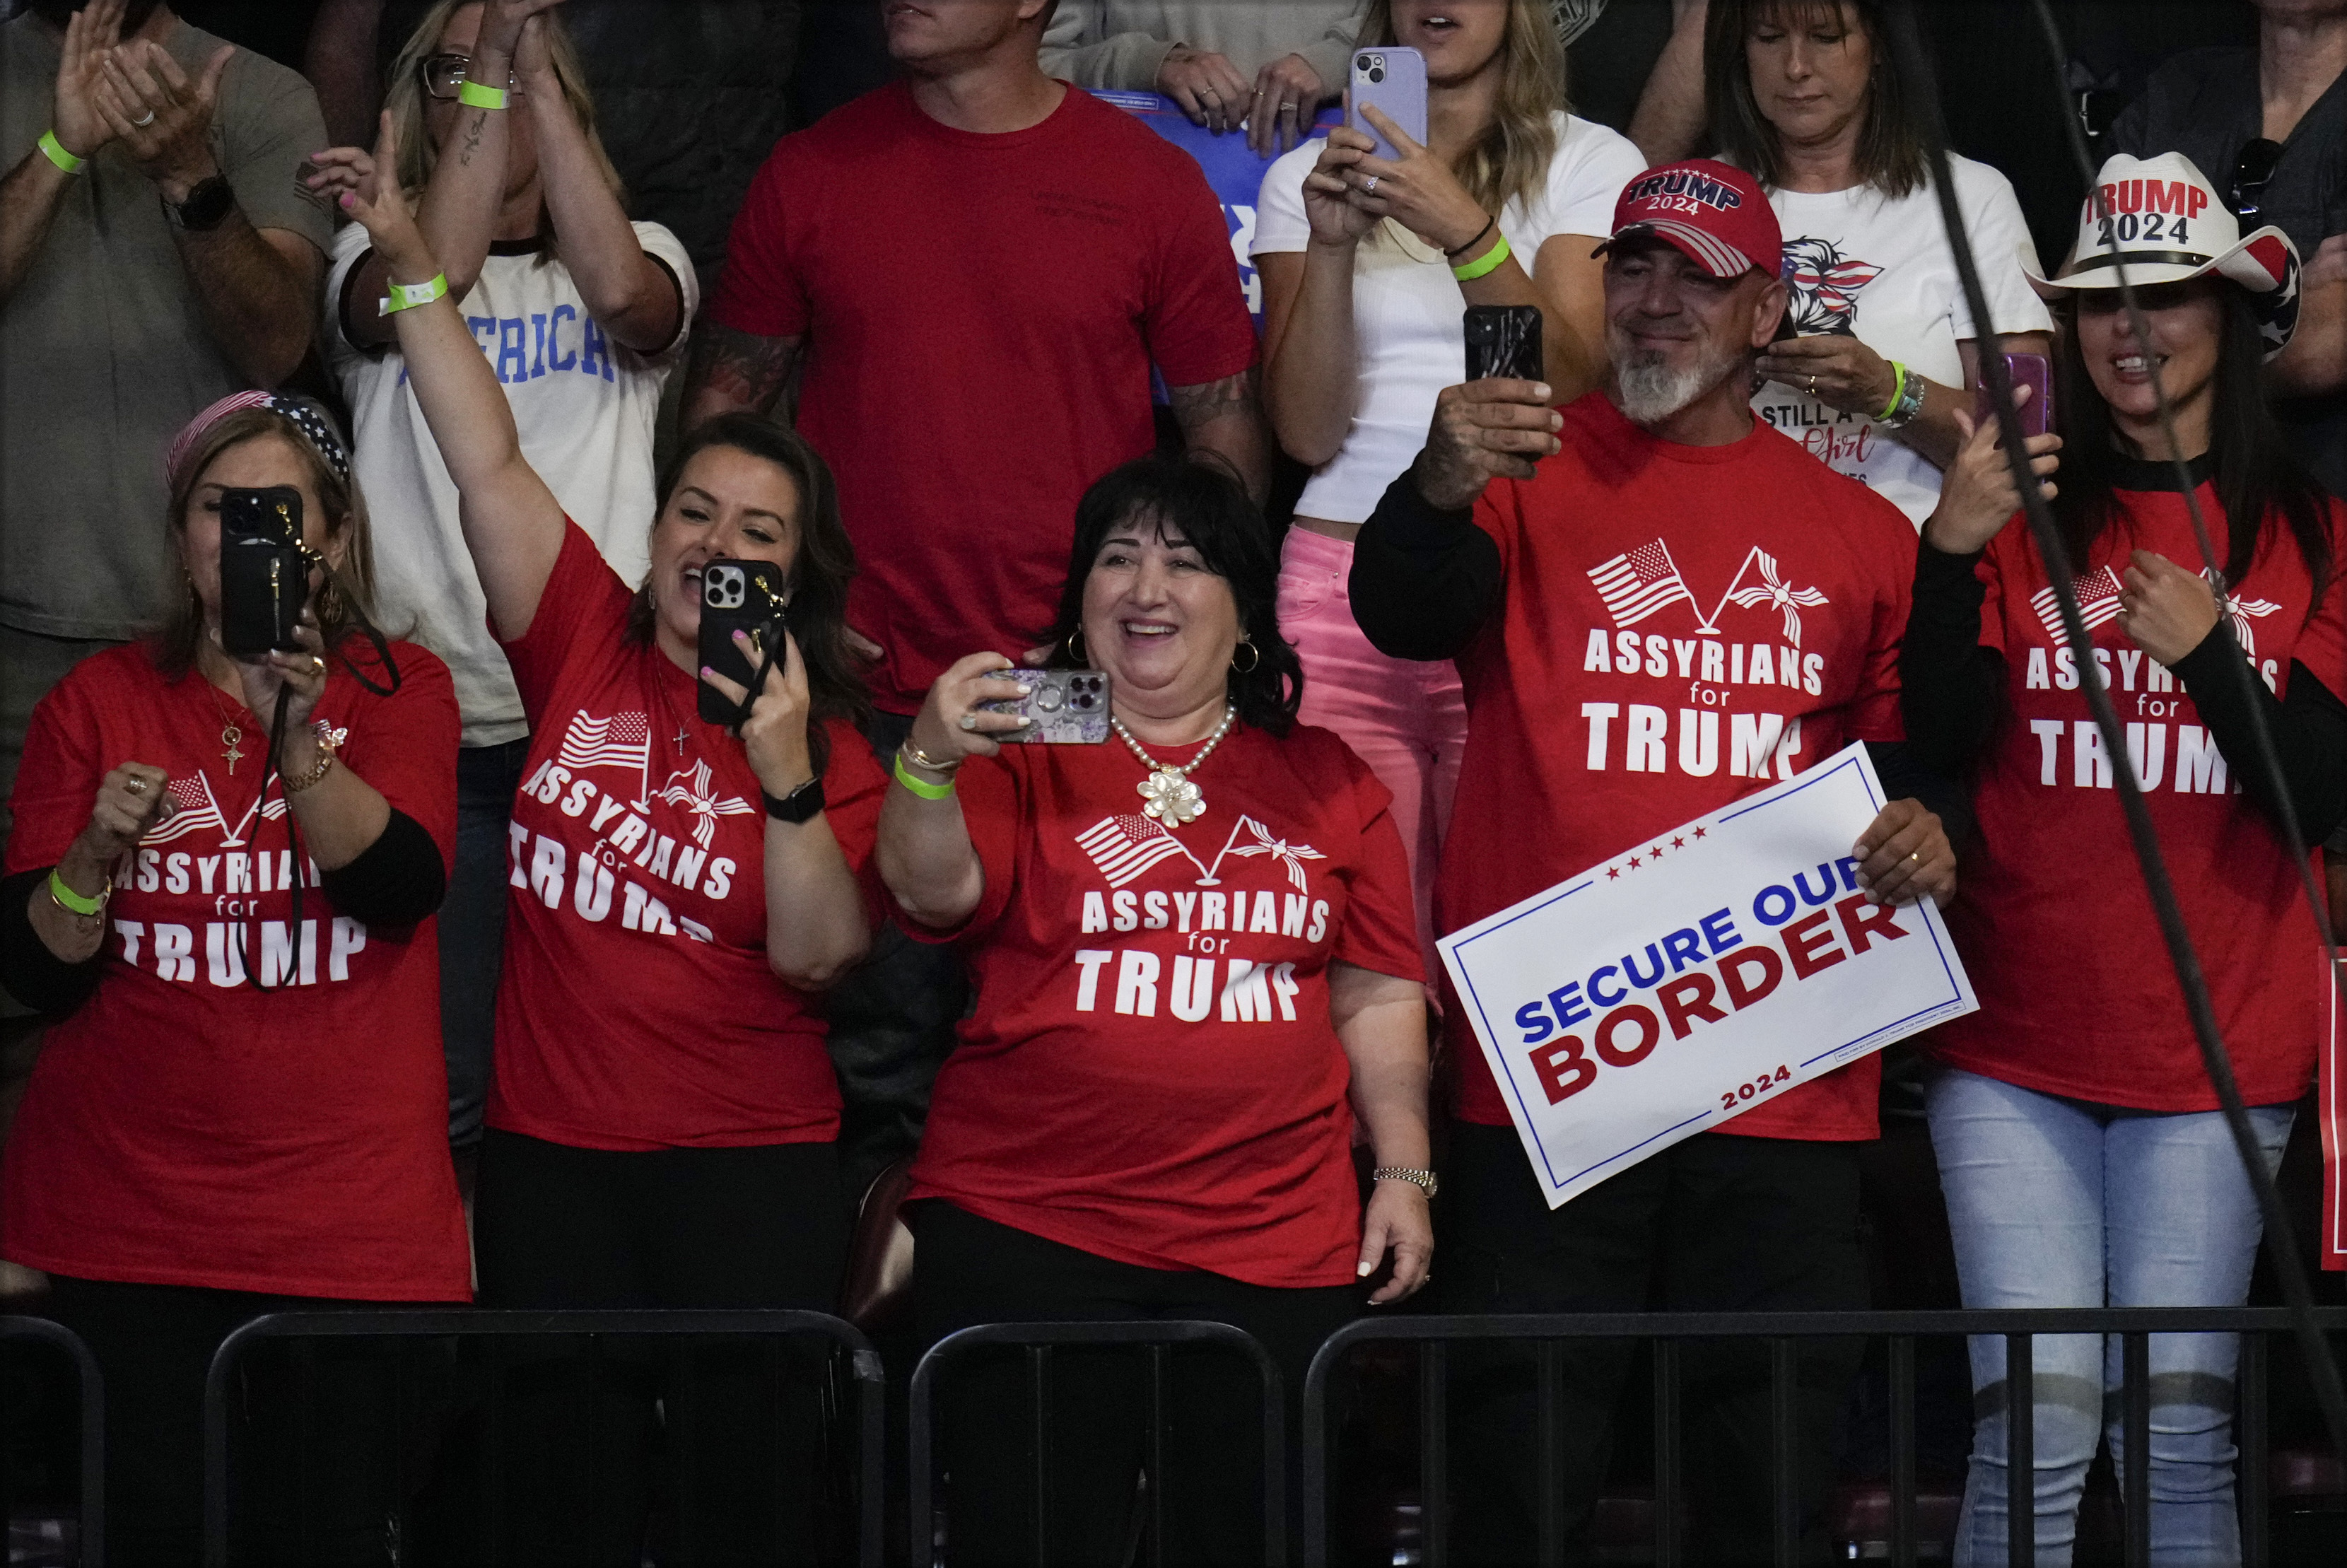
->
[1350, 160, 1957, 1562]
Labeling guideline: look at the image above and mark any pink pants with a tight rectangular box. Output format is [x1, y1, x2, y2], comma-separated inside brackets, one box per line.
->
[1276, 526, 1468, 990]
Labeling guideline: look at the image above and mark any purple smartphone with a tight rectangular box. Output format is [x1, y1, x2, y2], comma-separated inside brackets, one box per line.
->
[1974, 352, 2054, 438]
[1349, 46, 1427, 161]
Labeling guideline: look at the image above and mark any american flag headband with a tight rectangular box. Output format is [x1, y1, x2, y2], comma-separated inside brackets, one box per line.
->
[164, 392, 351, 491]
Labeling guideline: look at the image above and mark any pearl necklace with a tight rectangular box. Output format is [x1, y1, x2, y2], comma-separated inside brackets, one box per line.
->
[1110, 704, 1236, 829]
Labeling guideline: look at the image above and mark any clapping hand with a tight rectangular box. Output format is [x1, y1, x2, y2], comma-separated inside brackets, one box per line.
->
[48, 0, 125, 165]
[94, 36, 233, 201]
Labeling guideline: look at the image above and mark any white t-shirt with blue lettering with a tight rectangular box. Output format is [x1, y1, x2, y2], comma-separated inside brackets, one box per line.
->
[326, 221, 698, 747]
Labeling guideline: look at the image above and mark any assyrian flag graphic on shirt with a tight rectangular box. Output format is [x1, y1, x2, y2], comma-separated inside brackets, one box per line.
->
[656, 758, 757, 848]
[2032, 566, 2126, 640]
[1077, 814, 1201, 888]
[1588, 539, 1699, 628]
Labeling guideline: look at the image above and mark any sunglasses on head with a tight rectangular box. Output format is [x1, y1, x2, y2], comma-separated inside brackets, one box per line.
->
[420, 52, 525, 102]
[2229, 137, 2283, 220]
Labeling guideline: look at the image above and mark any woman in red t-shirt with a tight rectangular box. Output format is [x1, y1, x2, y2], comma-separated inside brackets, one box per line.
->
[341, 118, 882, 1550]
[880, 454, 1433, 1562]
[1901, 153, 2341, 1562]
[0, 392, 466, 1561]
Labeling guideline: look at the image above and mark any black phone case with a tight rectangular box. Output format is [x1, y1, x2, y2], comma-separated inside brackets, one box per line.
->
[218, 486, 308, 660]
[1465, 305, 1544, 383]
[697, 559, 790, 726]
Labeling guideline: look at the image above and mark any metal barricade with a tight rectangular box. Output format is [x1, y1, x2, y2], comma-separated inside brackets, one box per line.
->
[1300, 1306, 2347, 1568]
[1, 1316, 105, 1567]
[201, 1309, 884, 1568]
[908, 1320, 1286, 1567]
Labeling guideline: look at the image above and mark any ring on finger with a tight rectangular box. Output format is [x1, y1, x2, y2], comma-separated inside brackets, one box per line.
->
[125, 778, 148, 796]
[959, 713, 980, 732]
[133, 110, 158, 127]
[310, 655, 327, 675]
[1362, 175, 1380, 194]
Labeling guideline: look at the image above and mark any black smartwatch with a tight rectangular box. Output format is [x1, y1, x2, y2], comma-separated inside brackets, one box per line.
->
[166, 175, 237, 233]
[763, 776, 826, 825]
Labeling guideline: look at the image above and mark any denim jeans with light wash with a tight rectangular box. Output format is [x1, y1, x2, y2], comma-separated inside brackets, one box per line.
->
[1923, 1064, 2294, 1567]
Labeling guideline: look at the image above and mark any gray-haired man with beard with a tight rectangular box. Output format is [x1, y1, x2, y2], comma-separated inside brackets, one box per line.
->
[1350, 158, 1955, 1562]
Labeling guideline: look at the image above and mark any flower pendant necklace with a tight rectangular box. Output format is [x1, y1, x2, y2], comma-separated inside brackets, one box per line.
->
[1111, 704, 1236, 829]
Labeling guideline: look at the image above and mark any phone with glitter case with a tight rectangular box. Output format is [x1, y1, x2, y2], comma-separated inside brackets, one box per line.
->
[981, 669, 1112, 744]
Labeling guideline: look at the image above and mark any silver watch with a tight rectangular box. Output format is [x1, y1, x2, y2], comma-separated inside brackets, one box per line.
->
[1374, 1166, 1439, 1198]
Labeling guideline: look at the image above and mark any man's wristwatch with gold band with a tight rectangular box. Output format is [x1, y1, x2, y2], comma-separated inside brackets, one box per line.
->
[1373, 1166, 1439, 1198]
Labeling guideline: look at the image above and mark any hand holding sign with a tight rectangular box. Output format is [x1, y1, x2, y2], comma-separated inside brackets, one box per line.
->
[1440, 744, 1977, 1208]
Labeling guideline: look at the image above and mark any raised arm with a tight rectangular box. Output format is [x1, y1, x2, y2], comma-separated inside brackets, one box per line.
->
[1627, 0, 1711, 165]
[0, 0, 121, 305]
[339, 112, 564, 640]
[513, 10, 681, 353]
[877, 655, 1039, 930]
[1258, 132, 1379, 467]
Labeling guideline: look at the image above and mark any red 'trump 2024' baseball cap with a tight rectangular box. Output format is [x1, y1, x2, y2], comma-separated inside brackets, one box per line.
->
[1599, 159, 1783, 280]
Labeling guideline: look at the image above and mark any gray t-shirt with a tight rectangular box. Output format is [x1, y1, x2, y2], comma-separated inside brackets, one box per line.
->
[2113, 47, 2347, 501]
[0, 14, 330, 640]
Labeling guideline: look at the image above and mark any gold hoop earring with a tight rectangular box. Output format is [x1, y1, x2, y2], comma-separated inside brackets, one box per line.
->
[1231, 638, 1260, 674]
[1066, 629, 1089, 665]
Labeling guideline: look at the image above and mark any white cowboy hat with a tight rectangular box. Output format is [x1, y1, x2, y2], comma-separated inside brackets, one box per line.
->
[2024, 151, 2302, 358]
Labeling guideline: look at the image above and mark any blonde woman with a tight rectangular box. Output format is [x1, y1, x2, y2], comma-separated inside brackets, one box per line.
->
[1253, 0, 1641, 985]
[305, 0, 695, 1162]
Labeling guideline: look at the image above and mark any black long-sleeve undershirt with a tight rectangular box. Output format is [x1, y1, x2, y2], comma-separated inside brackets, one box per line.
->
[1349, 474, 1502, 660]
[0, 809, 446, 1018]
[1900, 540, 2347, 846]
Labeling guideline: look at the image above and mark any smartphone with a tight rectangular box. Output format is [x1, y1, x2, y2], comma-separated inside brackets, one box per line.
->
[1349, 47, 1427, 160]
[697, 558, 790, 727]
[1465, 305, 1544, 384]
[1975, 352, 2054, 439]
[218, 486, 308, 660]
[982, 669, 1112, 744]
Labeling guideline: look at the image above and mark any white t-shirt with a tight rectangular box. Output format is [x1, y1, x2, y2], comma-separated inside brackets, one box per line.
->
[1752, 154, 2050, 526]
[1253, 112, 1645, 523]
[326, 221, 698, 747]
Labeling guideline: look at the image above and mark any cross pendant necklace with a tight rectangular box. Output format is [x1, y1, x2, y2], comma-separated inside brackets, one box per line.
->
[673, 725, 691, 757]
[206, 686, 247, 776]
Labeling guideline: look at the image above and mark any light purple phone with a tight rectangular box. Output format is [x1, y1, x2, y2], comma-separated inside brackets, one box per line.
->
[1349, 46, 1428, 161]
[1974, 352, 2054, 440]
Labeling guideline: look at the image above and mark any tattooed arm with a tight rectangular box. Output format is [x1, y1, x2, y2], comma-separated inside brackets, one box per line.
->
[681, 320, 803, 430]
[1167, 368, 1270, 505]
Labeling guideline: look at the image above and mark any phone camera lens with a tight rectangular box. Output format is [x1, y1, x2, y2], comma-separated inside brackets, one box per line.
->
[1368, 66, 1385, 83]
[1074, 693, 1096, 710]
[1357, 54, 1371, 69]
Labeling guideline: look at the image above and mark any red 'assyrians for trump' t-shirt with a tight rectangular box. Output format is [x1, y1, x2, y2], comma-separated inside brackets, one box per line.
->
[1441, 392, 1919, 1141]
[903, 724, 1422, 1288]
[707, 81, 1260, 715]
[488, 522, 886, 1152]
[1928, 474, 2347, 1108]
[1, 643, 470, 1300]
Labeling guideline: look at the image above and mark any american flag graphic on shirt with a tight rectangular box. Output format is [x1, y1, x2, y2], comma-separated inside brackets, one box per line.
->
[556, 710, 650, 772]
[142, 776, 228, 845]
[2031, 566, 2126, 640]
[1076, 815, 1197, 889]
[1588, 539, 1699, 628]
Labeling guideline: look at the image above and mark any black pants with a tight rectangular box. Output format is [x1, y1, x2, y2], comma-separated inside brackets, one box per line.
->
[913, 1199, 1361, 1567]
[468, 1129, 849, 1564]
[39, 1275, 434, 1568]
[1439, 1121, 1868, 1567]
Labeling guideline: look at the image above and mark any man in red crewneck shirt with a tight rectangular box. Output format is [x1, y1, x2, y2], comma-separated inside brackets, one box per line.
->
[1350, 160, 1962, 1562]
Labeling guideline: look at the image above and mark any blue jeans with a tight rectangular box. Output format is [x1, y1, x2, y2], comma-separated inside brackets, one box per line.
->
[1924, 1065, 2294, 1567]
[441, 738, 530, 1148]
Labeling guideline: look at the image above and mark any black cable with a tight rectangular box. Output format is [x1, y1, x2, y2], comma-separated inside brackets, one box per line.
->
[1882, 0, 2347, 1460]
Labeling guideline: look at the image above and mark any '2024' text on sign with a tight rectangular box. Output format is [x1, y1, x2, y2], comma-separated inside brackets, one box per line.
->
[1439, 744, 1979, 1207]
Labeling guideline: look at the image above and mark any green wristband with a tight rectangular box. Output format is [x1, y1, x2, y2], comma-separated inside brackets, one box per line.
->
[380, 273, 450, 315]
[894, 752, 956, 800]
[38, 130, 87, 176]
[457, 81, 510, 110]
[1878, 361, 1908, 421]
[1451, 230, 1512, 282]
[48, 868, 105, 916]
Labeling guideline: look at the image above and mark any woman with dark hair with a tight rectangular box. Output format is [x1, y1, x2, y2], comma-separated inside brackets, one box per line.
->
[0, 392, 465, 1562]
[1254, 0, 1641, 988]
[1686, 0, 2054, 524]
[1903, 151, 2345, 1564]
[879, 454, 1432, 1563]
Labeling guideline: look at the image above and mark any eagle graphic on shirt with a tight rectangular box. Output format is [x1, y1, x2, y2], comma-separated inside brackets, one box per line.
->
[1781, 236, 1883, 336]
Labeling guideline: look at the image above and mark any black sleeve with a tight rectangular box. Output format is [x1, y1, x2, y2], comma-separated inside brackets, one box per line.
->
[0, 868, 104, 1017]
[1900, 542, 2006, 776]
[1866, 739, 1976, 851]
[317, 809, 448, 929]
[2172, 634, 2347, 846]
[1348, 474, 1504, 662]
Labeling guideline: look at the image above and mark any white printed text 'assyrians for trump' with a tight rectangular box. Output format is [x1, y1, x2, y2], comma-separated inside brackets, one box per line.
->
[1066, 812, 1332, 1024]
[508, 710, 750, 944]
[1578, 538, 1837, 781]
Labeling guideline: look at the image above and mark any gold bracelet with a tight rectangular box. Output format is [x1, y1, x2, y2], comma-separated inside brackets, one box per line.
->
[283, 722, 347, 794]
[901, 741, 963, 776]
